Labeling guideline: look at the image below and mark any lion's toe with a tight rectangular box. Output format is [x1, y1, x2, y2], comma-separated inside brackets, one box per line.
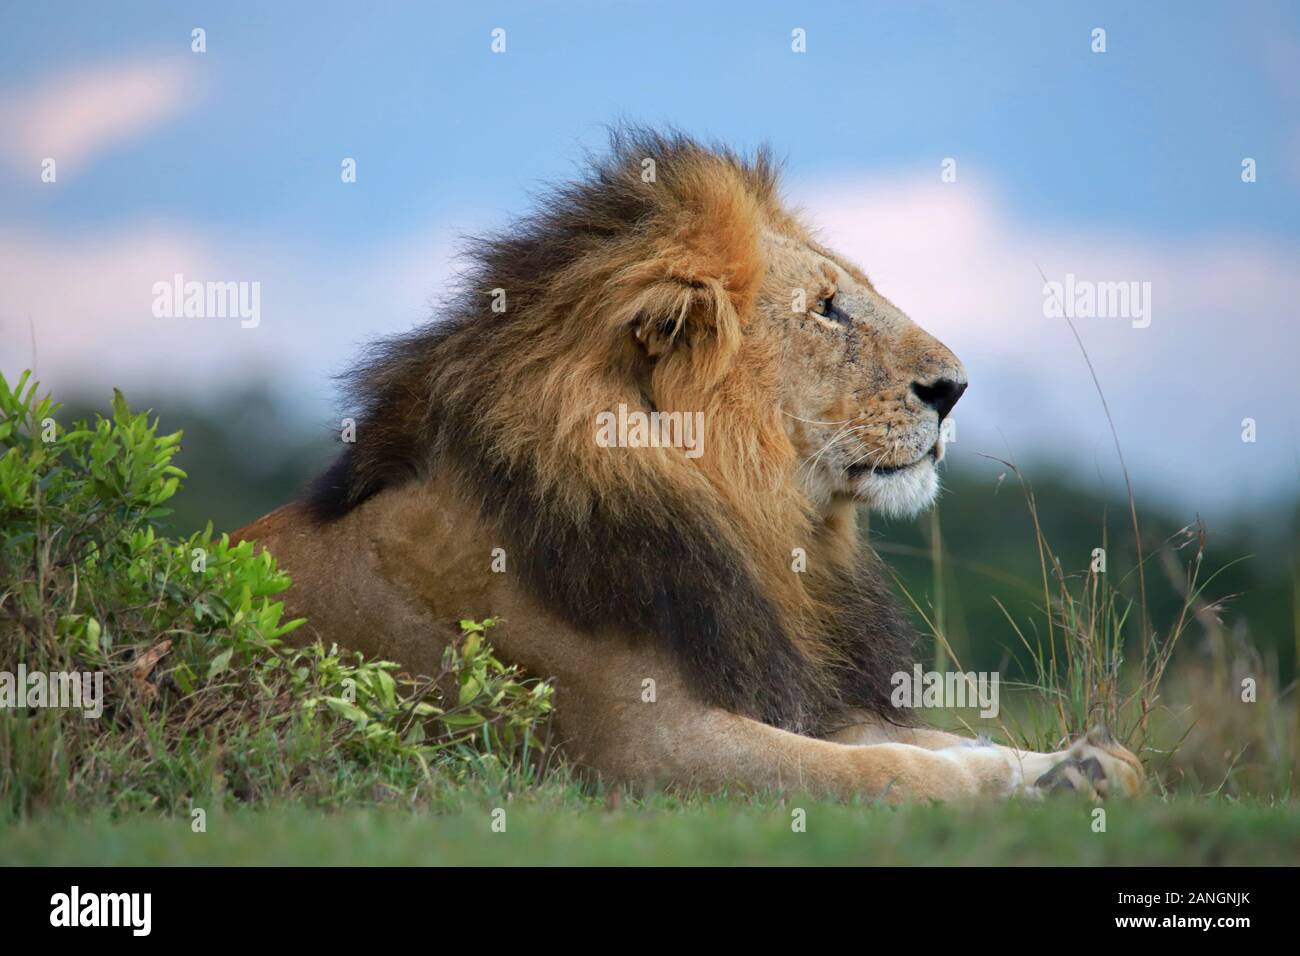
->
[1034, 726, 1144, 798]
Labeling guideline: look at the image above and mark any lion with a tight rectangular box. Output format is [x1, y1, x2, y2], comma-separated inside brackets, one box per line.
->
[235, 129, 1143, 801]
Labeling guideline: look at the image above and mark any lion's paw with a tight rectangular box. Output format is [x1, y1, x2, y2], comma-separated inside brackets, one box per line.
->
[1032, 726, 1144, 799]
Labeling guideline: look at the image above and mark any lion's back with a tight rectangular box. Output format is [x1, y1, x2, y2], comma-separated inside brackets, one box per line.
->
[232, 479, 501, 677]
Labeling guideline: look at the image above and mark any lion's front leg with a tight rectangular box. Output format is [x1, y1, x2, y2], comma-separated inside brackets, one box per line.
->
[537, 643, 1076, 802]
[825, 717, 1144, 798]
[586, 706, 1041, 802]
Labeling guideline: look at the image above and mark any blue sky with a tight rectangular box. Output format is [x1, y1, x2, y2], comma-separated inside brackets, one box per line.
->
[5, 1, 1298, 237]
[1, 0, 1298, 516]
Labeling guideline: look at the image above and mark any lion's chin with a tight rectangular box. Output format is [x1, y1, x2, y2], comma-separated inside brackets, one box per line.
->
[852, 457, 940, 518]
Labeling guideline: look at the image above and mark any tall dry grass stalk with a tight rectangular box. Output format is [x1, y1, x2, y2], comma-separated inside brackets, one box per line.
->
[887, 277, 1296, 798]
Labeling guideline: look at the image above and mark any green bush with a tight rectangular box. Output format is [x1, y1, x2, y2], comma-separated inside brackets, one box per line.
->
[0, 371, 553, 820]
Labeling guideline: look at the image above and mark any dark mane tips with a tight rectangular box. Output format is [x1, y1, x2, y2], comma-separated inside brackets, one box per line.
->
[303, 125, 779, 523]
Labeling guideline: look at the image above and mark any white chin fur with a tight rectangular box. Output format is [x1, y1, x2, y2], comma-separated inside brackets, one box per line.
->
[856, 460, 939, 518]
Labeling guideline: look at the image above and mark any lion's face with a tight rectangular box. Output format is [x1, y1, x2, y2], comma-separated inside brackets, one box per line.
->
[756, 229, 967, 518]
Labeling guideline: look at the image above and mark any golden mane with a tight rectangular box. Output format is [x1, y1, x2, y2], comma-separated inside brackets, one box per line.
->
[307, 127, 915, 735]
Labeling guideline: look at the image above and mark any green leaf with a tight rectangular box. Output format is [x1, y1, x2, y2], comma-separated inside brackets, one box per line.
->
[324, 697, 369, 725]
[83, 617, 102, 654]
[207, 647, 234, 678]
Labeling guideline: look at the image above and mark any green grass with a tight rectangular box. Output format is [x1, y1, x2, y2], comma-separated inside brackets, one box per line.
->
[4, 794, 1299, 866]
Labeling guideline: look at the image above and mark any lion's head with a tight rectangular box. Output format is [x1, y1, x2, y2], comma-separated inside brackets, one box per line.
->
[308, 128, 964, 734]
[760, 227, 966, 518]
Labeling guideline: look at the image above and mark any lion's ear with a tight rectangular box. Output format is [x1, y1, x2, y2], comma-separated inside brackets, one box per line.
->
[627, 279, 742, 363]
[613, 154, 765, 368]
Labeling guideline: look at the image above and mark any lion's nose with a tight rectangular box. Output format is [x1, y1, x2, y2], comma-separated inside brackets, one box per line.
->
[911, 377, 967, 421]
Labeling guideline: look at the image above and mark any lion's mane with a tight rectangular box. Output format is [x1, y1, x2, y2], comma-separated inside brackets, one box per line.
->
[307, 128, 917, 736]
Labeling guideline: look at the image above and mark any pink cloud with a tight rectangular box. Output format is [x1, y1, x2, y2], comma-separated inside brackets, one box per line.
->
[794, 173, 1300, 509]
[0, 223, 461, 408]
[0, 58, 197, 175]
[1, 173, 1295, 511]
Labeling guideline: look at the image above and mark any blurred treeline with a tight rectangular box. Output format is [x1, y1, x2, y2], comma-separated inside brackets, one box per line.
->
[58, 387, 1299, 686]
[875, 470, 1298, 686]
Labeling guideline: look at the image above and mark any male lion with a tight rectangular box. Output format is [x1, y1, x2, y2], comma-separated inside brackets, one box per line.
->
[237, 129, 1142, 801]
